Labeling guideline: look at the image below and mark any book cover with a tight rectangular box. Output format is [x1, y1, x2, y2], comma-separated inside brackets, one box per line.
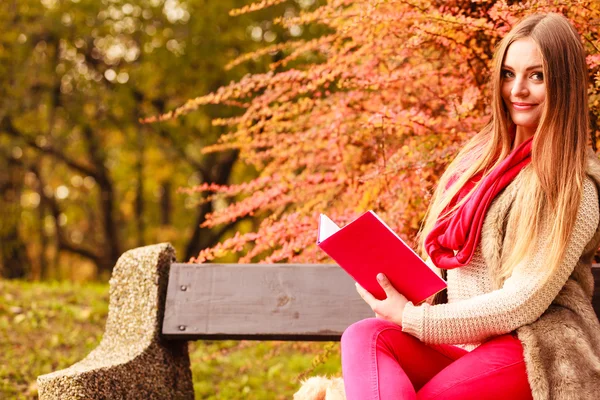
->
[317, 210, 447, 304]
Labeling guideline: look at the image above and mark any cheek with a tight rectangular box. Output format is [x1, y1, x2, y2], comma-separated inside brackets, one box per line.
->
[501, 82, 511, 103]
[535, 86, 546, 103]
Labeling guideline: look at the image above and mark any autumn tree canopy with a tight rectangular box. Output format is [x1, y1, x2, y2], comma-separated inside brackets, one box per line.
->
[155, 0, 600, 264]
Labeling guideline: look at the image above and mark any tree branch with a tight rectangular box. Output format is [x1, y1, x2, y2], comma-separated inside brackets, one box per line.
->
[1, 117, 98, 177]
[131, 88, 210, 176]
[22, 161, 103, 266]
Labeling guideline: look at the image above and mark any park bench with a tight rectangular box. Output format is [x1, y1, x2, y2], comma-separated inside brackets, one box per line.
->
[36, 243, 600, 399]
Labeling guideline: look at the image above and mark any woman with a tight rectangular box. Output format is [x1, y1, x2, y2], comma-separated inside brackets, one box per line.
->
[338, 13, 600, 400]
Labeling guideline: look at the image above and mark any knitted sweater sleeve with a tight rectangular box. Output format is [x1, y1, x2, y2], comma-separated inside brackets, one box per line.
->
[401, 178, 600, 345]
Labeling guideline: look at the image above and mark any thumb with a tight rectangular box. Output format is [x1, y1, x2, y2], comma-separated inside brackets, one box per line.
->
[377, 273, 397, 298]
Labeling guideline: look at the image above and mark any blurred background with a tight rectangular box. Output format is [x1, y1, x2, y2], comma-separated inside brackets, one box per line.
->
[2, 0, 599, 398]
[0, 0, 325, 282]
[1, 1, 341, 398]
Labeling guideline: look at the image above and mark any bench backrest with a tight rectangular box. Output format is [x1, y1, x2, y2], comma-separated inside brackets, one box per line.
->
[162, 263, 600, 341]
[162, 264, 372, 341]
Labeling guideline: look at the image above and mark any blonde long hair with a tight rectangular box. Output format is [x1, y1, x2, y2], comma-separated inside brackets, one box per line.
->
[419, 13, 589, 285]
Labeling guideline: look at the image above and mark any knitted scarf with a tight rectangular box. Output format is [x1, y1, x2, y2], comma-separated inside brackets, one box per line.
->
[425, 136, 534, 269]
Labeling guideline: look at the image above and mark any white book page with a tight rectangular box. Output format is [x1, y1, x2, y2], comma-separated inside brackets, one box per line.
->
[318, 214, 340, 243]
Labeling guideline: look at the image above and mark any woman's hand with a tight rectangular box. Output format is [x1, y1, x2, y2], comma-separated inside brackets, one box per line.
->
[355, 273, 409, 326]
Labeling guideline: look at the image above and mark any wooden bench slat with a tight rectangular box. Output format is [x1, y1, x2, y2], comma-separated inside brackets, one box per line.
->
[162, 263, 374, 341]
[163, 263, 600, 341]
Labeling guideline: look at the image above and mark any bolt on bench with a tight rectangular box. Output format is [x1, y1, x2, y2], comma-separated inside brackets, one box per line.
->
[36, 243, 600, 399]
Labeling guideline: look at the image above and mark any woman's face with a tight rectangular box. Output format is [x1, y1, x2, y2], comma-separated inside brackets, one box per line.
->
[501, 38, 546, 139]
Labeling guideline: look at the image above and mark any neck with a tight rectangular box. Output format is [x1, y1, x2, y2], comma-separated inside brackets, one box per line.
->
[512, 126, 535, 150]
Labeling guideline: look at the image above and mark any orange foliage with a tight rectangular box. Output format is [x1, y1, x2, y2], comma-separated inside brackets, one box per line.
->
[158, 0, 600, 263]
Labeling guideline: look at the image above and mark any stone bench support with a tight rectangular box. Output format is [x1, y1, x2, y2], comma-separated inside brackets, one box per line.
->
[37, 244, 194, 400]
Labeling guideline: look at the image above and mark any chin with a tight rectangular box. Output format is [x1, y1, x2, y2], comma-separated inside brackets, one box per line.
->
[510, 118, 539, 132]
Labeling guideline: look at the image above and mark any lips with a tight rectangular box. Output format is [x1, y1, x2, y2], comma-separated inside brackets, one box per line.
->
[511, 102, 537, 111]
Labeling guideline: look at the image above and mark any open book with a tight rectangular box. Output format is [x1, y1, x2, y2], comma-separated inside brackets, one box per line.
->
[317, 211, 447, 304]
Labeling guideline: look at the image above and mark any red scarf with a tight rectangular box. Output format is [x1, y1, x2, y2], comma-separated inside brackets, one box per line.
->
[425, 136, 533, 269]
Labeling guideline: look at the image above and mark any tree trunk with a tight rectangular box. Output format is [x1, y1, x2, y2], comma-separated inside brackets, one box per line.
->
[37, 161, 48, 280]
[0, 157, 30, 278]
[184, 151, 238, 260]
[135, 128, 145, 247]
[82, 126, 121, 273]
[161, 181, 171, 226]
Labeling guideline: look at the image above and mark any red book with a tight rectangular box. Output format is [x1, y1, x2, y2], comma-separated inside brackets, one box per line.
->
[317, 210, 447, 304]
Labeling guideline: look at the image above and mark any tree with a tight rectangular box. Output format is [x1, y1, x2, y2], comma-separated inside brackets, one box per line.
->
[0, 0, 288, 278]
[159, 0, 600, 263]
[0, 154, 29, 278]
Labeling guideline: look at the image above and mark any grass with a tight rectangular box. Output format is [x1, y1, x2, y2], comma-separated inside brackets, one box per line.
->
[0, 279, 341, 399]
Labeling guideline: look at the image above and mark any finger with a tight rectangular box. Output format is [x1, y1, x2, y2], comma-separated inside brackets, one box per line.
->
[355, 282, 378, 308]
[377, 273, 398, 298]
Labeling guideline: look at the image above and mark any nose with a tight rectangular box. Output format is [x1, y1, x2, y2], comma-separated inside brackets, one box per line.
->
[511, 77, 529, 98]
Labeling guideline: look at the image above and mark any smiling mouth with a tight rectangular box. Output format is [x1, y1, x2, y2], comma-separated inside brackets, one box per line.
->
[512, 103, 537, 110]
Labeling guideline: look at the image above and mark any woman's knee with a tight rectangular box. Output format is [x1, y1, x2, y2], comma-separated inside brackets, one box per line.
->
[341, 318, 401, 348]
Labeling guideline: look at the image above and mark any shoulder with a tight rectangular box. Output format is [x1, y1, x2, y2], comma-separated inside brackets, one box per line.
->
[573, 148, 600, 217]
[582, 175, 599, 208]
[577, 177, 599, 233]
[580, 176, 600, 255]
[583, 175, 598, 194]
[584, 149, 600, 202]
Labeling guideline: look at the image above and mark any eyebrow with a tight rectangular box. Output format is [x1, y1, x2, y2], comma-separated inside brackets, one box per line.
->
[502, 64, 543, 71]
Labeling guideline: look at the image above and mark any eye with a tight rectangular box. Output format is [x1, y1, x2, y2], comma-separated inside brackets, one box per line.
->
[530, 71, 544, 81]
[501, 69, 515, 79]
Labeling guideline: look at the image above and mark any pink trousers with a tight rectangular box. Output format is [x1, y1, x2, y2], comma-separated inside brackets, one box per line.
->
[341, 318, 533, 400]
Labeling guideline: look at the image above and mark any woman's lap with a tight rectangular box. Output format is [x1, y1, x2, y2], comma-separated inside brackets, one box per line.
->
[417, 334, 532, 400]
[341, 318, 532, 400]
